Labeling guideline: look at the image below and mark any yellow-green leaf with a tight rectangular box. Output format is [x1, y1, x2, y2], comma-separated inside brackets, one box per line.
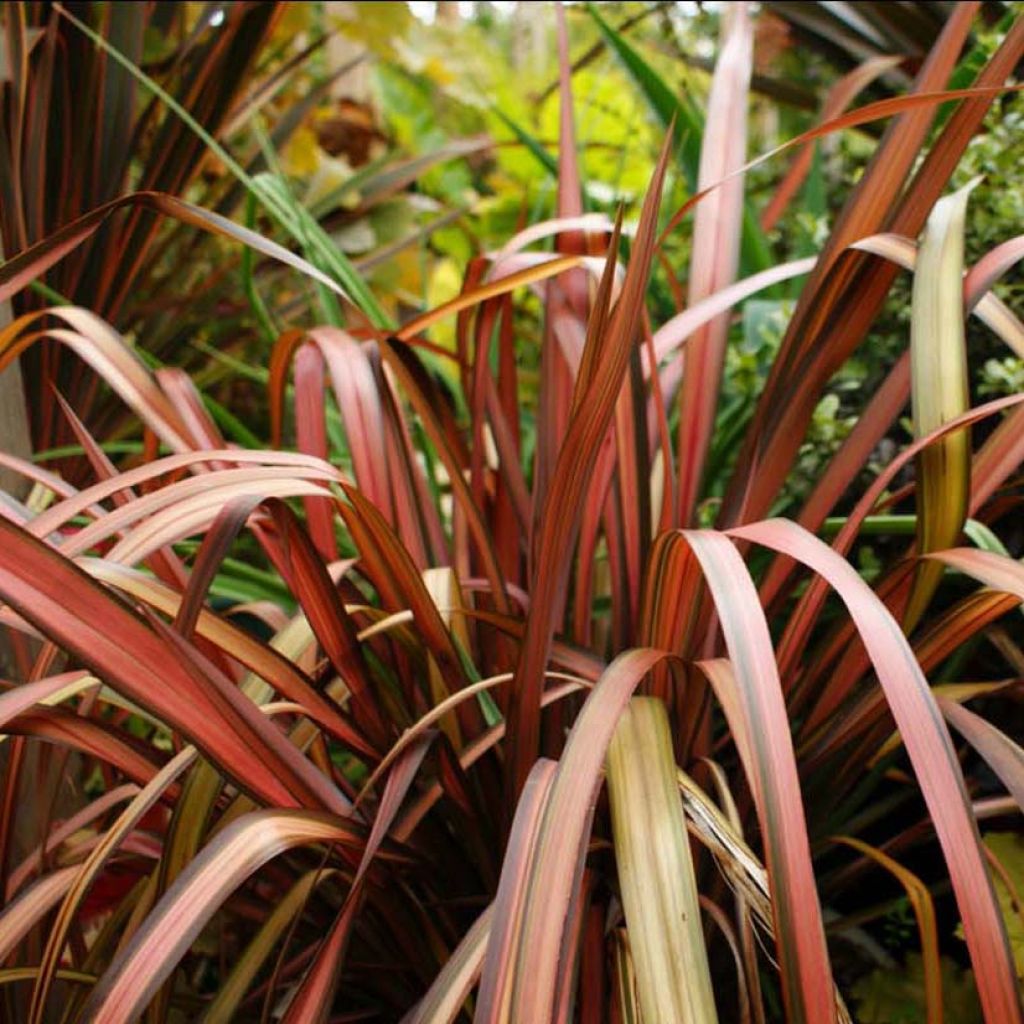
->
[606, 697, 718, 1024]
[852, 954, 981, 1024]
[906, 178, 981, 629]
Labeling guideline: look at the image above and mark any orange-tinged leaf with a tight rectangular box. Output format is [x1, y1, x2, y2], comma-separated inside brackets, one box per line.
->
[28, 747, 198, 1024]
[660, 81, 1020, 251]
[504, 134, 673, 807]
[82, 810, 375, 1023]
[730, 519, 1023, 1024]
[761, 55, 904, 232]
[0, 308, 192, 451]
[833, 837, 942, 1024]
[0, 516, 350, 814]
[395, 255, 587, 343]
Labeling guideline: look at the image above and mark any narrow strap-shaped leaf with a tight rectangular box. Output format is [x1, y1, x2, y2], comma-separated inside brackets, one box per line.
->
[606, 697, 718, 1023]
[282, 735, 433, 1023]
[268, 500, 389, 753]
[476, 759, 559, 1022]
[0, 515, 350, 813]
[940, 698, 1024, 812]
[0, 190, 354, 308]
[831, 837, 942, 1024]
[81, 558, 368, 755]
[28, 747, 197, 1024]
[310, 330, 397, 530]
[0, 672, 95, 732]
[679, 532, 834, 1023]
[292, 342, 338, 562]
[761, 55, 904, 232]
[5, 785, 137, 901]
[4, 706, 166, 789]
[405, 905, 493, 1024]
[155, 367, 225, 449]
[503, 136, 672, 808]
[377, 337, 509, 608]
[51, 389, 190, 592]
[395, 255, 586, 344]
[506, 649, 669, 1022]
[340, 483, 474, 700]
[174, 495, 261, 638]
[585, 1, 769, 275]
[52, 0, 387, 325]
[776, 393, 1024, 710]
[199, 869, 341, 1024]
[532, 0, 588, 546]
[675, 2, 753, 526]
[966, 233, 1024, 303]
[972, 400, 1024, 512]
[278, 901, 359, 1024]
[81, 809, 375, 1023]
[904, 179, 978, 629]
[27, 448, 336, 537]
[699, 7, 1019, 523]
[730, 519, 1023, 1024]
[0, 307, 192, 450]
[0, 867, 78, 963]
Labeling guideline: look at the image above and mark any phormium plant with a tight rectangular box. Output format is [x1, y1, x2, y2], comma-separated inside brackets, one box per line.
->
[0, 2, 1023, 1022]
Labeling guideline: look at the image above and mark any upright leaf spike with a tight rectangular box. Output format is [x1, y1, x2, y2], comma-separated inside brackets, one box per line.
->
[905, 177, 982, 631]
[675, 1, 753, 527]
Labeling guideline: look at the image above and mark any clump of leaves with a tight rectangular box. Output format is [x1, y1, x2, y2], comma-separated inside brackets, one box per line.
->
[0, 4, 1023, 1024]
